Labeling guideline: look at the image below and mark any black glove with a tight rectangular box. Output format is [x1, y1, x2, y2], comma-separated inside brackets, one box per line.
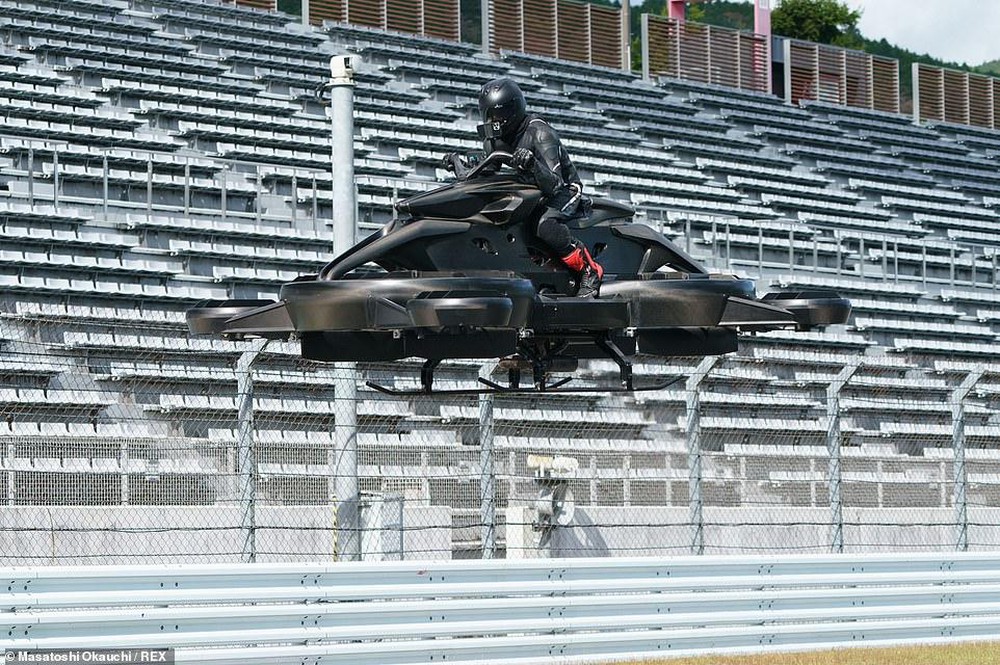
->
[441, 152, 461, 173]
[512, 147, 534, 172]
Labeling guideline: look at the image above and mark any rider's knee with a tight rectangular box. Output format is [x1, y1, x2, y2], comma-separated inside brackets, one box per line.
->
[537, 215, 573, 255]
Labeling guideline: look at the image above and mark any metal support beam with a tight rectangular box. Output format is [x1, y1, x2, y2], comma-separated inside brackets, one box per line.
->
[480, 0, 491, 56]
[826, 357, 862, 554]
[754, 0, 773, 95]
[621, 0, 631, 72]
[953, 369, 984, 552]
[782, 38, 793, 105]
[686, 356, 719, 555]
[640, 14, 651, 82]
[331, 55, 358, 257]
[330, 54, 361, 561]
[479, 362, 497, 559]
[235, 339, 268, 563]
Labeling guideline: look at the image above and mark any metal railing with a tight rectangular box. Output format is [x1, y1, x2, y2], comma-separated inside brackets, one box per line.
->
[3, 552, 1000, 664]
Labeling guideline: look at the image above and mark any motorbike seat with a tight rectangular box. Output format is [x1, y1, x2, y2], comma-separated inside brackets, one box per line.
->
[568, 197, 636, 229]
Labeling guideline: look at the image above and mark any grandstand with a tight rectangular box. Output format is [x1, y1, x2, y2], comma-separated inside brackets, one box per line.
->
[0, 0, 999, 563]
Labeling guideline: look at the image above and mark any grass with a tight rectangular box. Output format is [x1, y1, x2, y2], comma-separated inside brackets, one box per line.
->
[618, 641, 1000, 664]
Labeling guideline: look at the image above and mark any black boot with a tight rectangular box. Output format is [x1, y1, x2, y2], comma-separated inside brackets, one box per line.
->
[559, 243, 603, 298]
[576, 264, 602, 298]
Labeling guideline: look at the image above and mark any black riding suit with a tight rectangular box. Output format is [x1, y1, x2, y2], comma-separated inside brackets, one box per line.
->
[484, 113, 582, 257]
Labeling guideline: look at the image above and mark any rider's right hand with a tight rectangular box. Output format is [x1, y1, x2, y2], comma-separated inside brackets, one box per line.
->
[441, 153, 460, 173]
[512, 147, 534, 172]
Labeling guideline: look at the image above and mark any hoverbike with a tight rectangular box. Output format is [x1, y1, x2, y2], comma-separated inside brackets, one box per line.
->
[187, 152, 850, 394]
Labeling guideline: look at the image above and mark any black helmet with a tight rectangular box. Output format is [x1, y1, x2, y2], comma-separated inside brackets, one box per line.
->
[478, 77, 526, 140]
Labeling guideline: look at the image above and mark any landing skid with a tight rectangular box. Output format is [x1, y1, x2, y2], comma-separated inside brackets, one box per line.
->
[366, 375, 681, 396]
[475, 375, 681, 395]
[365, 335, 684, 396]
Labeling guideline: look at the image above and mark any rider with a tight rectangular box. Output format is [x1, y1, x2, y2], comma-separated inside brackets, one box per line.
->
[458, 77, 604, 298]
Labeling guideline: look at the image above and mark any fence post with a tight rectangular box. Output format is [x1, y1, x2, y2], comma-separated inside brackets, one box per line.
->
[254, 165, 263, 226]
[102, 152, 109, 220]
[686, 356, 718, 555]
[834, 229, 842, 275]
[220, 166, 228, 224]
[27, 147, 34, 207]
[826, 357, 861, 554]
[787, 227, 793, 270]
[952, 369, 984, 551]
[235, 339, 268, 563]
[184, 158, 191, 219]
[758, 226, 763, 273]
[52, 148, 60, 212]
[146, 155, 153, 220]
[331, 366, 360, 561]
[479, 363, 497, 559]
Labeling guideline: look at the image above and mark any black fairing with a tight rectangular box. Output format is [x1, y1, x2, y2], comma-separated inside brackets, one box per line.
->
[320, 170, 706, 291]
[398, 174, 543, 226]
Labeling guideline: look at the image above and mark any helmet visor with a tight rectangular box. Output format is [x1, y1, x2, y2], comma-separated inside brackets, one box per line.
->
[480, 102, 521, 138]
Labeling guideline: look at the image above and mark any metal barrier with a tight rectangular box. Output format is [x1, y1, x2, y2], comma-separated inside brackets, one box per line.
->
[3, 552, 1000, 664]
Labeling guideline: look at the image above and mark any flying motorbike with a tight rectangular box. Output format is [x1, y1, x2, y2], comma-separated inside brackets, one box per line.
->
[187, 152, 850, 394]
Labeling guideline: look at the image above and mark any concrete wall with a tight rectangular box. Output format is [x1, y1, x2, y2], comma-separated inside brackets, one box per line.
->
[0, 505, 452, 565]
[506, 506, 1000, 557]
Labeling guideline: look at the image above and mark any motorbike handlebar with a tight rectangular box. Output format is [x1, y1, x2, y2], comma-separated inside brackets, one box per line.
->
[462, 151, 513, 181]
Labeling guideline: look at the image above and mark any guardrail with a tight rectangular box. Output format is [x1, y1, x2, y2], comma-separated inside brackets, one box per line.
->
[2, 552, 1000, 664]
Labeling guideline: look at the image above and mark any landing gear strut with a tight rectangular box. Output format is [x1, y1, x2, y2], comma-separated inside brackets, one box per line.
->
[366, 333, 681, 396]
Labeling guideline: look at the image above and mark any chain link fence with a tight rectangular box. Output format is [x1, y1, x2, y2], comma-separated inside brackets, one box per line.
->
[1, 304, 998, 564]
[2, 143, 999, 564]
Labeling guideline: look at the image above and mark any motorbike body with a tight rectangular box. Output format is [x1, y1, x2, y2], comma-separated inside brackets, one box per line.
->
[188, 153, 850, 393]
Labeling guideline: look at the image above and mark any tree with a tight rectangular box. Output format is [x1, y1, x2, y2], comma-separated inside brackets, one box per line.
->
[772, 0, 862, 47]
[976, 59, 1000, 76]
[689, 1, 754, 31]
